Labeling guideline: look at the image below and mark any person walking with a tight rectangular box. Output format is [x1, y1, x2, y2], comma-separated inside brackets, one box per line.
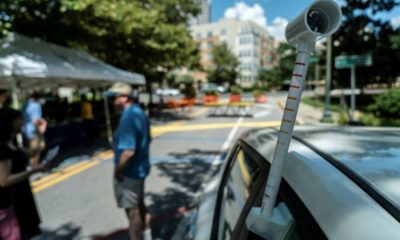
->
[107, 82, 152, 240]
[22, 92, 46, 166]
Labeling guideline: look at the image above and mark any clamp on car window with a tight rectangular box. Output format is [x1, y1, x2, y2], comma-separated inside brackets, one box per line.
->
[245, 1, 342, 239]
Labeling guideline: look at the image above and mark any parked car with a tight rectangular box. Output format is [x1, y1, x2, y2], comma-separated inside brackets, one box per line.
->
[201, 83, 226, 94]
[186, 126, 400, 239]
[155, 88, 180, 96]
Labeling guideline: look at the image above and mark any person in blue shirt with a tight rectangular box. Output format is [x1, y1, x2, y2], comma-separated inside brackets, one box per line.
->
[107, 82, 152, 240]
[22, 92, 47, 167]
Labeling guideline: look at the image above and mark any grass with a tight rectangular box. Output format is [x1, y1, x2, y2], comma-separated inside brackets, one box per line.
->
[301, 97, 342, 112]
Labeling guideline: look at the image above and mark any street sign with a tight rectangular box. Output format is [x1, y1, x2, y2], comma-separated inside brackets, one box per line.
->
[309, 56, 319, 63]
[335, 54, 372, 69]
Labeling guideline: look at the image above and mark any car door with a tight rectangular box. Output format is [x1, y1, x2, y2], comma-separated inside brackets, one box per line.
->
[228, 147, 328, 240]
[210, 141, 269, 240]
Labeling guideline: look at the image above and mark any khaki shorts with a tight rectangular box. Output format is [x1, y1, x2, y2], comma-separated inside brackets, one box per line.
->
[114, 177, 144, 209]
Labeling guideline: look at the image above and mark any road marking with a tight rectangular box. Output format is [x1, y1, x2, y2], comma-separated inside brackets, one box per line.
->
[187, 108, 209, 118]
[32, 118, 279, 193]
[32, 160, 100, 193]
[152, 121, 280, 136]
[212, 117, 243, 166]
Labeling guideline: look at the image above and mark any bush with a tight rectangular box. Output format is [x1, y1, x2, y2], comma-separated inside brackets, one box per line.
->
[229, 85, 242, 95]
[359, 113, 381, 126]
[252, 89, 265, 97]
[183, 84, 196, 98]
[368, 88, 400, 124]
[204, 90, 219, 96]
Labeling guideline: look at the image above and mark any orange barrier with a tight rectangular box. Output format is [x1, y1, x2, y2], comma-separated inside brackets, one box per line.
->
[165, 97, 196, 110]
[201, 95, 219, 105]
[229, 94, 241, 103]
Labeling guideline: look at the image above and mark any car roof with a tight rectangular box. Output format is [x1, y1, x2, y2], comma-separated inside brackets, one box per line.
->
[294, 126, 400, 213]
[241, 126, 400, 239]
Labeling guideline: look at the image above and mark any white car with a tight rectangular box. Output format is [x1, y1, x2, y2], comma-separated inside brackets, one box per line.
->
[155, 88, 180, 96]
[186, 126, 400, 240]
[201, 84, 226, 94]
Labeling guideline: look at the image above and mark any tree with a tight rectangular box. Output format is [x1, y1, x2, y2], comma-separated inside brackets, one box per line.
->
[207, 44, 239, 86]
[257, 43, 296, 89]
[0, 0, 200, 86]
[332, 0, 400, 89]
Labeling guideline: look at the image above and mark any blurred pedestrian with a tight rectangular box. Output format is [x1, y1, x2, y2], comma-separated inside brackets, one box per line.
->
[0, 108, 48, 240]
[22, 92, 47, 167]
[0, 89, 12, 109]
[80, 94, 94, 145]
[107, 82, 152, 240]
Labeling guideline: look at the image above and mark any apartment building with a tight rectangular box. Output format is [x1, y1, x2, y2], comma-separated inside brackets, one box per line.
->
[189, 0, 211, 26]
[190, 18, 277, 87]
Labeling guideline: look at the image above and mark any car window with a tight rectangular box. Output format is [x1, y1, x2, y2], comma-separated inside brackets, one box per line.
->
[217, 149, 261, 240]
[241, 179, 327, 240]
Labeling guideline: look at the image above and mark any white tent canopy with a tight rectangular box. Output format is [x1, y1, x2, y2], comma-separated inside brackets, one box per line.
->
[0, 33, 145, 89]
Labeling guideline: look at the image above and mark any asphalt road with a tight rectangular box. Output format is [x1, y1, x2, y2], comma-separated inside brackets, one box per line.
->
[31, 93, 285, 240]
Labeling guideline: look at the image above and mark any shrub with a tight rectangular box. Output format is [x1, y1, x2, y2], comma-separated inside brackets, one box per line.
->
[229, 85, 242, 95]
[252, 89, 265, 97]
[183, 84, 196, 98]
[205, 89, 219, 96]
[368, 88, 400, 124]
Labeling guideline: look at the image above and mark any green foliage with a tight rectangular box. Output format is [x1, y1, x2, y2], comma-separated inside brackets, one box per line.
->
[332, 0, 400, 88]
[359, 113, 381, 126]
[179, 74, 195, 84]
[204, 90, 219, 96]
[207, 44, 239, 86]
[257, 43, 296, 89]
[0, 0, 200, 84]
[229, 85, 242, 95]
[368, 88, 400, 122]
[183, 83, 196, 98]
[252, 89, 265, 97]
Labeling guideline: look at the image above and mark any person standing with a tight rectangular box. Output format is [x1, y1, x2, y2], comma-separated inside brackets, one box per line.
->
[0, 89, 12, 109]
[107, 82, 152, 240]
[80, 95, 95, 145]
[0, 108, 47, 239]
[22, 92, 46, 166]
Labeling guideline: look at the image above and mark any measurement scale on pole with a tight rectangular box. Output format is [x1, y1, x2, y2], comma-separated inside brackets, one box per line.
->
[246, 0, 342, 239]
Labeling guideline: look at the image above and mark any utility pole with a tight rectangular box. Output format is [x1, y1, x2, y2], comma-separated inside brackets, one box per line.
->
[321, 36, 333, 122]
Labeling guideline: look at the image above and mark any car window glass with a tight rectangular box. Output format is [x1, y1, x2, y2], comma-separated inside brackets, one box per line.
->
[217, 150, 261, 240]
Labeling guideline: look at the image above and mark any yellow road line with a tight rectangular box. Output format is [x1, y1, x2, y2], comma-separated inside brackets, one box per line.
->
[32, 161, 100, 193]
[31, 161, 91, 187]
[152, 121, 281, 135]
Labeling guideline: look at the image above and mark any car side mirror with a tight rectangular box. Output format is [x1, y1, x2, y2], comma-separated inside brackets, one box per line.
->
[246, 203, 294, 240]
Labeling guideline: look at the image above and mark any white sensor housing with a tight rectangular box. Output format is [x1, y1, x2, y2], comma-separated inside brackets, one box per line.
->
[285, 0, 342, 46]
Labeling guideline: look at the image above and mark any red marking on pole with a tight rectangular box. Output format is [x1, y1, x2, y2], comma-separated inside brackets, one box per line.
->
[295, 62, 306, 66]
[284, 107, 294, 112]
[293, 73, 303, 77]
[288, 96, 297, 100]
[290, 85, 300, 89]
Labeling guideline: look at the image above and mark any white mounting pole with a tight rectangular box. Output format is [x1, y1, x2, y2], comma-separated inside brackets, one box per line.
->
[261, 42, 315, 216]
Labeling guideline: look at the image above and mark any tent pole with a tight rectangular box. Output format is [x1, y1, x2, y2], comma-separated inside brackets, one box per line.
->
[11, 78, 20, 109]
[103, 95, 113, 146]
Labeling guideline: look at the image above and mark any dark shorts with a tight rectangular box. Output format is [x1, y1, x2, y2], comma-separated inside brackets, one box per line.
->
[113, 177, 144, 209]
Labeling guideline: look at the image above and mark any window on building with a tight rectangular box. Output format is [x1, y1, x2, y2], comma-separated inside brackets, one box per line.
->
[196, 33, 201, 40]
[206, 53, 213, 61]
[207, 31, 213, 37]
[220, 28, 226, 36]
[207, 41, 213, 49]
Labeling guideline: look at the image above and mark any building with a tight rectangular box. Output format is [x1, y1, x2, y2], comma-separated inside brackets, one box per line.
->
[190, 18, 277, 87]
[189, 0, 211, 26]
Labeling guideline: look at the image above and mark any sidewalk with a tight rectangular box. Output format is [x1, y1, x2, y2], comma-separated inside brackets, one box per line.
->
[277, 97, 339, 125]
